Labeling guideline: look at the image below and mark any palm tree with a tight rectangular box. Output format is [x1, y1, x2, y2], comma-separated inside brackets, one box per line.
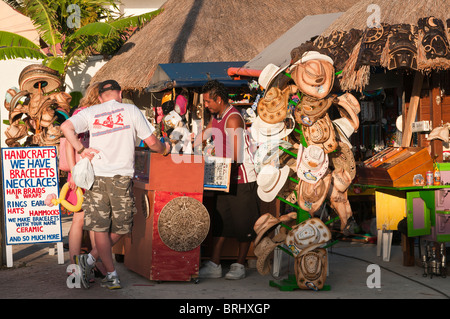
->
[0, 0, 161, 86]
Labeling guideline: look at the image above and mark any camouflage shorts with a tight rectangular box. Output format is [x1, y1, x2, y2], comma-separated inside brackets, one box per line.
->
[82, 175, 136, 235]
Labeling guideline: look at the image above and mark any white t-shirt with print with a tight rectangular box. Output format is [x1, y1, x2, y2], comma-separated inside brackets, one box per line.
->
[69, 99, 155, 177]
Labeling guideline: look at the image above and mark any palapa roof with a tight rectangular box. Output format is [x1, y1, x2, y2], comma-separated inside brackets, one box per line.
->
[91, 0, 360, 91]
[291, 0, 450, 91]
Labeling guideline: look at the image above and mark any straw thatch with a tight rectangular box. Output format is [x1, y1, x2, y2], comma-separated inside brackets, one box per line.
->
[290, 0, 450, 91]
[91, 0, 360, 91]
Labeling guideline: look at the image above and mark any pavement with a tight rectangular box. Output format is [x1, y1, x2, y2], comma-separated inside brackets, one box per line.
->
[1, 215, 449, 307]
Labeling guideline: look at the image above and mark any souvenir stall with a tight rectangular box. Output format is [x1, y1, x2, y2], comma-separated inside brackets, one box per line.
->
[301, 0, 450, 277]
[248, 48, 362, 291]
[112, 61, 261, 281]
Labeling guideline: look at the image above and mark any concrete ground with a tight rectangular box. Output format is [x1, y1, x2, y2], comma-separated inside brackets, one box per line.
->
[0, 215, 448, 304]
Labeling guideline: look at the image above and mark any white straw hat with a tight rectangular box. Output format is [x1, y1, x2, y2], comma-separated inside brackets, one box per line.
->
[257, 164, 290, 202]
[296, 144, 329, 184]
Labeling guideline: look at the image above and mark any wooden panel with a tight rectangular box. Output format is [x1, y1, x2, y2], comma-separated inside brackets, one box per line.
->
[356, 147, 433, 187]
[123, 188, 155, 279]
[151, 191, 203, 281]
[375, 189, 406, 230]
[148, 154, 204, 193]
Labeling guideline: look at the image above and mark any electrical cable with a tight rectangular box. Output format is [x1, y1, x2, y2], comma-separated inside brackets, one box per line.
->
[329, 250, 450, 299]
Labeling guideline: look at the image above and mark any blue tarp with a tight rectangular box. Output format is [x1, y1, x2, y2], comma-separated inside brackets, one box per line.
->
[146, 61, 249, 92]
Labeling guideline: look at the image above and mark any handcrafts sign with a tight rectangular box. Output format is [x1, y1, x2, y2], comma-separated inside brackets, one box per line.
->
[1, 146, 62, 245]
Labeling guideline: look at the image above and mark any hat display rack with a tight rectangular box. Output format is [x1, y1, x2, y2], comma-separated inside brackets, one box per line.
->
[251, 50, 362, 291]
[3, 64, 71, 148]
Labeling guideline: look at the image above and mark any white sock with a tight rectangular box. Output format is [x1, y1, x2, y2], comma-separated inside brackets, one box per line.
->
[107, 270, 118, 278]
[86, 253, 96, 266]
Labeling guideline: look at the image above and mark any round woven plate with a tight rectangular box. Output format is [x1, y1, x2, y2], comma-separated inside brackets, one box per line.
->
[157, 196, 210, 252]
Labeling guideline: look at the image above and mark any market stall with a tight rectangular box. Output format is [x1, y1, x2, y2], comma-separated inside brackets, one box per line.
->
[232, 0, 450, 290]
[303, 0, 450, 276]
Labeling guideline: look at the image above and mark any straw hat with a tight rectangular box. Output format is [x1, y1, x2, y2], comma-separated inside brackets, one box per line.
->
[257, 87, 289, 124]
[294, 51, 334, 65]
[253, 213, 281, 246]
[254, 236, 279, 275]
[427, 125, 450, 142]
[256, 164, 290, 202]
[19, 64, 62, 94]
[295, 94, 336, 126]
[250, 114, 295, 144]
[298, 172, 331, 215]
[329, 142, 356, 180]
[290, 52, 335, 99]
[296, 144, 329, 184]
[302, 113, 337, 153]
[285, 217, 331, 257]
[336, 93, 360, 131]
[294, 248, 328, 290]
[331, 168, 352, 192]
[253, 139, 292, 174]
[157, 196, 210, 252]
[258, 63, 289, 91]
[332, 117, 356, 148]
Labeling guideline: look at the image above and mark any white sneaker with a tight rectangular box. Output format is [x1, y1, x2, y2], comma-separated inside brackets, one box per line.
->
[199, 261, 222, 278]
[225, 263, 245, 280]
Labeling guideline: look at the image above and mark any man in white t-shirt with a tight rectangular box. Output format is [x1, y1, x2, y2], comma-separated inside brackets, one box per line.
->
[61, 80, 171, 289]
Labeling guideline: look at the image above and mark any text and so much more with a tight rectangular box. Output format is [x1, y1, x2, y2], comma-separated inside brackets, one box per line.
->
[2, 147, 62, 245]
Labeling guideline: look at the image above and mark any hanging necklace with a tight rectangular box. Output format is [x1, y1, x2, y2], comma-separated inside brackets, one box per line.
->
[216, 105, 231, 120]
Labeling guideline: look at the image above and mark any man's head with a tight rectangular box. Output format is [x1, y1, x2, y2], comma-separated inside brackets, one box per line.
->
[98, 80, 122, 103]
[202, 80, 228, 115]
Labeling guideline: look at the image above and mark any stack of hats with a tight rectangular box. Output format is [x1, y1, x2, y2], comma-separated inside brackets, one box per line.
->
[253, 213, 331, 290]
[251, 51, 363, 290]
[252, 51, 361, 230]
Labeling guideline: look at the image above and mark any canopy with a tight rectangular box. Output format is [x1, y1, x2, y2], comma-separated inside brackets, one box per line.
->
[243, 12, 344, 71]
[146, 61, 249, 92]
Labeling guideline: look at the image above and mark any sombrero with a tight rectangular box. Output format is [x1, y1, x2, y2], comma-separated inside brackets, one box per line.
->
[19, 64, 62, 94]
[157, 196, 210, 252]
[285, 217, 331, 257]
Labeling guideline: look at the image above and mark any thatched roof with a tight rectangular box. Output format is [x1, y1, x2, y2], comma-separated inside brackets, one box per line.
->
[291, 0, 450, 91]
[92, 0, 360, 91]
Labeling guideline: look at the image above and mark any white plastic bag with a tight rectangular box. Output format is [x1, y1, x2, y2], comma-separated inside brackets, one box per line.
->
[72, 157, 95, 189]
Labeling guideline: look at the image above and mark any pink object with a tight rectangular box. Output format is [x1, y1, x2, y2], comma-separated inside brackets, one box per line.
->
[175, 95, 187, 115]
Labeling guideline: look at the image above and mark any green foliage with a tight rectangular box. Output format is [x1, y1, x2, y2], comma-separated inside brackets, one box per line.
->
[0, 0, 162, 85]
[0, 31, 47, 60]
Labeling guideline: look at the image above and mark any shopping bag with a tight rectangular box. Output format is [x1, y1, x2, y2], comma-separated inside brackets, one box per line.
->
[72, 157, 95, 189]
